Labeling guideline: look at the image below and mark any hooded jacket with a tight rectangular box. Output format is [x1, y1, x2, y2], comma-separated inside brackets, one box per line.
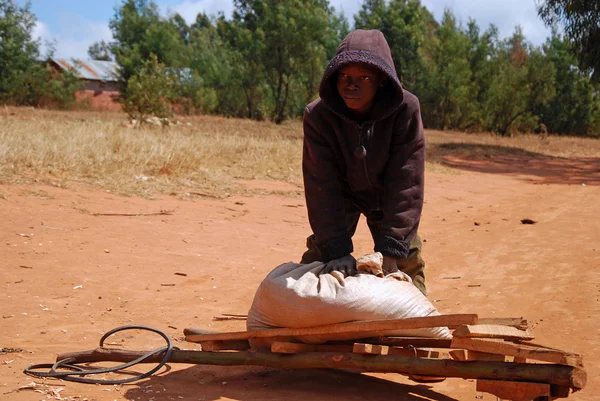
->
[302, 29, 425, 261]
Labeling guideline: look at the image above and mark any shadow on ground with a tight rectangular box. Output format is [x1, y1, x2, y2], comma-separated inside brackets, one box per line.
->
[430, 143, 600, 186]
[124, 364, 459, 401]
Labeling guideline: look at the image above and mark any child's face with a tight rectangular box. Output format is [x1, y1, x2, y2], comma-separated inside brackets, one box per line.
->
[336, 63, 384, 117]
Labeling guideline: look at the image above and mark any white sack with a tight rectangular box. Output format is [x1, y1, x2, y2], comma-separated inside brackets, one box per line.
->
[247, 260, 451, 345]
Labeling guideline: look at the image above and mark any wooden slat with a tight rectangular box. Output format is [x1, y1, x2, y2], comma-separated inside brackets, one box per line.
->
[357, 337, 453, 348]
[353, 343, 388, 355]
[477, 317, 528, 330]
[476, 380, 550, 401]
[352, 343, 449, 359]
[451, 337, 583, 367]
[448, 317, 528, 330]
[271, 342, 353, 354]
[185, 314, 477, 343]
[449, 349, 467, 361]
[453, 324, 534, 341]
[551, 385, 571, 398]
[467, 350, 506, 362]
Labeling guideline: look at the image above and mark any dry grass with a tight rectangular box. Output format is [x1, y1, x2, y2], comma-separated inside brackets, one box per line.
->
[426, 129, 600, 160]
[1, 107, 598, 197]
[0, 108, 303, 197]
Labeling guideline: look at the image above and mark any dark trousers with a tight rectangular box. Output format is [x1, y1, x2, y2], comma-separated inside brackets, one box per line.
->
[301, 205, 426, 295]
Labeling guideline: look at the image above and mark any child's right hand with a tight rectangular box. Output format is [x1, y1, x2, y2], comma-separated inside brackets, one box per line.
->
[321, 254, 356, 277]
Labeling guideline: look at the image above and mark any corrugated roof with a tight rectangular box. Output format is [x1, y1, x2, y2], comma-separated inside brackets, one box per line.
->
[51, 58, 119, 82]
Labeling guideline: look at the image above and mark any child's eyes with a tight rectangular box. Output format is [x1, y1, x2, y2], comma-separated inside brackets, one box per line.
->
[338, 73, 372, 81]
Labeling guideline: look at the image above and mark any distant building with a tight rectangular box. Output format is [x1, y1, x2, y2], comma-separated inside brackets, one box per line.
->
[49, 58, 121, 111]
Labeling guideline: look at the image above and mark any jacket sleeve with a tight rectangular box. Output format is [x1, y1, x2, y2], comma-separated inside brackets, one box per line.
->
[373, 104, 425, 259]
[302, 106, 353, 261]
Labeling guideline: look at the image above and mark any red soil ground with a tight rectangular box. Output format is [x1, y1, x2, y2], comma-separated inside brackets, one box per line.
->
[1, 156, 599, 400]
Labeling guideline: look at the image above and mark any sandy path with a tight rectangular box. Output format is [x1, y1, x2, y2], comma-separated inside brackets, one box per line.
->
[1, 166, 598, 401]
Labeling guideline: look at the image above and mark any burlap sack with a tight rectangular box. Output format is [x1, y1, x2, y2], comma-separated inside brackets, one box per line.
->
[247, 259, 450, 346]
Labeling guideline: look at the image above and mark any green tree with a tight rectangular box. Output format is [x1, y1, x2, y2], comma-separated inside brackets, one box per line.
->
[483, 28, 556, 135]
[418, 9, 475, 130]
[537, 0, 600, 81]
[120, 55, 176, 125]
[465, 21, 499, 130]
[18, 64, 81, 108]
[87, 40, 113, 61]
[232, 0, 331, 123]
[535, 32, 600, 135]
[0, 0, 81, 107]
[214, 15, 267, 118]
[0, 0, 42, 101]
[109, 0, 189, 92]
[326, 7, 350, 58]
[171, 13, 191, 45]
[355, 0, 435, 89]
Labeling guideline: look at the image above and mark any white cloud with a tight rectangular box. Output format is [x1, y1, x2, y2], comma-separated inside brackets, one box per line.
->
[327, 0, 552, 45]
[32, 21, 54, 56]
[420, 0, 551, 45]
[32, 14, 112, 59]
[163, 0, 235, 24]
[32, 20, 51, 41]
[31, 0, 553, 62]
[330, 0, 362, 19]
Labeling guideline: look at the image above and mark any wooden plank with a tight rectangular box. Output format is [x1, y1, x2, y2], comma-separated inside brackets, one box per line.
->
[448, 317, 528, 330]
[467, 350, 506, 362]
[353, 343, 389, 355]
[479, 317, 528, 330]
[551, 385, 571, 398]
[451, 337, 583, 367]
[476, 380, 550, 401]
[358, 337, 453, 348]
[200, 340, 250, 351]
[271, 342, 353, 354]
[352, 343, 449, 359]
[453, 324, 534, 341]
[185, 314, 478, 343]
[449, 349, 467, 361]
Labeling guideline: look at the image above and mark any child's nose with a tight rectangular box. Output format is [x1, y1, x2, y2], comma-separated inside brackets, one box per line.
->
[346, 78, 359, 88]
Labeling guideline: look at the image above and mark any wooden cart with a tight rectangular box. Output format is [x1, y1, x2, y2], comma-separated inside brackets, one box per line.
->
[53, 314, 586, 400]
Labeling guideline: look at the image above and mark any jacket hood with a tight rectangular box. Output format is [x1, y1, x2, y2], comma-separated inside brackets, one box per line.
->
[319, 29, 404, 122]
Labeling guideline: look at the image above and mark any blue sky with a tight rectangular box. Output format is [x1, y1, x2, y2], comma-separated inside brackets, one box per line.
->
[26, 0, 553, 59]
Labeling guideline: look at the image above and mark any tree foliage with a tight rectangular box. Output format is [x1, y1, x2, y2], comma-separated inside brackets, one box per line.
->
[418, 9, 475, 130]
[109, 0, 189, 91]
[0, 0, 81, 107]
[1, 0, 599, 136]
[355, 0, 435, 89]
[120, 55, 175, 124]
[0, 0, 40, 101]
[537, 0, 600, 81]
[231, 0, 333, 123]
[88, 40, 112, 61]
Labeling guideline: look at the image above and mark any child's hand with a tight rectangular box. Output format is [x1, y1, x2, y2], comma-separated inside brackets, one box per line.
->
[382, 256, 400, 275]
[322, 254, 356, 277]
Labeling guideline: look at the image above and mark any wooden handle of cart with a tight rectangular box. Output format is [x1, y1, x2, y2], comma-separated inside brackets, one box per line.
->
[54, 347, 586, 391]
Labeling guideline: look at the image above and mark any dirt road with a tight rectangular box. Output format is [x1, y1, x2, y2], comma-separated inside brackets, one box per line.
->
[1, 161, 598, 400]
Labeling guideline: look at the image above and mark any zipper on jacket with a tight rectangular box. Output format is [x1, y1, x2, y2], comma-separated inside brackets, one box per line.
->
[355, 123, 374, 187]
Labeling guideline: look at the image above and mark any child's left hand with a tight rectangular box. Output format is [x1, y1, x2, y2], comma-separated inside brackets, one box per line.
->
[382, 256, 400, 275]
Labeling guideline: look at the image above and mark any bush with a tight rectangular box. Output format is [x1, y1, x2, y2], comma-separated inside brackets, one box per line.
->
[19, 65, 82, 109]
[120, 55, 176, 126]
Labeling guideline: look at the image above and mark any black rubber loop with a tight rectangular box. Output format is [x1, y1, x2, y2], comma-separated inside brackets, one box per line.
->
[24, 325, 176, 385]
